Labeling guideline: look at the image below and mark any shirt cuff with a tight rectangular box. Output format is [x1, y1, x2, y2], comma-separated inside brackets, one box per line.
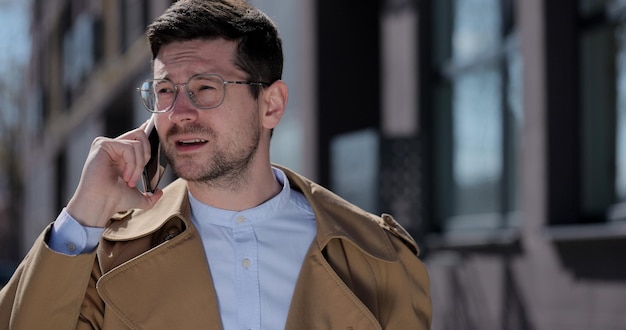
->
[49, 208, 105, 255]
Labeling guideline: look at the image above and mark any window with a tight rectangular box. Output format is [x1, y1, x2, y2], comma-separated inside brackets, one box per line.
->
[580, 0, 626, 221]
[61, 2, 101, 110]
[120, 0, 149, 51]
[429, 0, 521, 232]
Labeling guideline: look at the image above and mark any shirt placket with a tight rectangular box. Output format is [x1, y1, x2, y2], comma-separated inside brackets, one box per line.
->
[232, 213, 260, 330]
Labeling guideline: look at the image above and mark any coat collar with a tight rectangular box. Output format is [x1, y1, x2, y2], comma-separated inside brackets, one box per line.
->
[103, 178, 191, 241]
[103, 165, 416, 261]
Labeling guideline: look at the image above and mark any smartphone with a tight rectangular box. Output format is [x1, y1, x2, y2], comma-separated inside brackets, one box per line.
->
[142, 114, 167, 193]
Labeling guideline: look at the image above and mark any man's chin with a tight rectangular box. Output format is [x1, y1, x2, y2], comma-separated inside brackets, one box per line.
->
[169, 162, 207, 182]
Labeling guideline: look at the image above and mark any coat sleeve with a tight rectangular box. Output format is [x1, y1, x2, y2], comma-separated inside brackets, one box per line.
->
[0, 224, 99, 330]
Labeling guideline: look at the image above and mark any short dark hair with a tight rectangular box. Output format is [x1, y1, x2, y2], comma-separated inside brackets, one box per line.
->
[147, 0, 283, 97]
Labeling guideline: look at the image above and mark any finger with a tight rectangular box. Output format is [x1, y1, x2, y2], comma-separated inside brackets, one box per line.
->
[118, 140, 145, 186]
[111, 129, 151, 186]
[118, 123, 153, 161]
[117, 123, 150, 140]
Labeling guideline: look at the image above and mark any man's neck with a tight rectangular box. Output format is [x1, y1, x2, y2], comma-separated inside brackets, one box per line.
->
[186, 165, 282, 211]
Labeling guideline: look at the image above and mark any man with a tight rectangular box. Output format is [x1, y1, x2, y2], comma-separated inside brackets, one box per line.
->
[0, 0, 431, 329]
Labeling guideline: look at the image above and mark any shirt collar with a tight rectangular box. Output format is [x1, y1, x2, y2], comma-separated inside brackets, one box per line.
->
[187, 167, 293, 228]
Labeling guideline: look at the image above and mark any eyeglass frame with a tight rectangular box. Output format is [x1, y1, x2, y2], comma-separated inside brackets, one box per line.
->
[137, 73, 270, 113]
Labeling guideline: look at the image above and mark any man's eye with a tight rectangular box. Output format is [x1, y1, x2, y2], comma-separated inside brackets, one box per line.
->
[156, 87, 174, 94]
[197, 84, 217, 91]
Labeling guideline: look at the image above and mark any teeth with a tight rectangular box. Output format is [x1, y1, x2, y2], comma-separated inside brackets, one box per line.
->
[178, 139, 207, 145]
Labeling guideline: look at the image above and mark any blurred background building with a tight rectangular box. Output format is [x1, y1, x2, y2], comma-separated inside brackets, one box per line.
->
[2, 0, 626, 328]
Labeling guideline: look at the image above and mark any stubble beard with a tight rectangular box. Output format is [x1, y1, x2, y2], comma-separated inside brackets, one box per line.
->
[164, 122, 261, 191]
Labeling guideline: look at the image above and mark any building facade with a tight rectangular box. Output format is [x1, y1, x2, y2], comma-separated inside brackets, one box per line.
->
[417, 0, 626, 328]
[20, 0, 173, 254]
[12, 0, 626, 329]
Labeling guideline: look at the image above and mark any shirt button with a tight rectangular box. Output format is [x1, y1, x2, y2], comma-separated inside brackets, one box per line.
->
[242, 258, 251, 268]
[67, 243, 76, 252]
[237, 216, 246, 223]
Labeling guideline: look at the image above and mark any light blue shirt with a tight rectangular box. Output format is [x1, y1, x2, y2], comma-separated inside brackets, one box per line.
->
[49, 167, 317, 330]
[189, 168, 316, 330]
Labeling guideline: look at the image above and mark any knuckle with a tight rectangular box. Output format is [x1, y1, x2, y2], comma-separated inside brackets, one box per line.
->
[91, 136, 106, 147]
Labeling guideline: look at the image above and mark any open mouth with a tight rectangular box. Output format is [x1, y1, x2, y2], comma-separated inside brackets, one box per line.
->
[177, 139, 209, 147]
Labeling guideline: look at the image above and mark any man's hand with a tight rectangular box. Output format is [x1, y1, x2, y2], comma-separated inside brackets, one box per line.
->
[66, 123, 164, 228]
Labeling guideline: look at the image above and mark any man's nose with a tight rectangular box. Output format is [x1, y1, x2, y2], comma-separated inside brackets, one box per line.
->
[168, 88, 199, 123]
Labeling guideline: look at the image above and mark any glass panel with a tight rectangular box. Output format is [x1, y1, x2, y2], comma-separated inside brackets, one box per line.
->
[452, 67, 503, 215]
[432, 0, 453, 66]
[121, 0, 146, 50]
[580, 26, 615, 219]
[579, 0, 612, 15]
[453, 0, 501, 63]
[330, 129, 379, 214]
[616, 26, 626, 201]
[433, 0, 520, 229]
[506, 34, 523, 213]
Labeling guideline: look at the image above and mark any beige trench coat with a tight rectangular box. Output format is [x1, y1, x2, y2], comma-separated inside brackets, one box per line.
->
[0, 165, 431, 329]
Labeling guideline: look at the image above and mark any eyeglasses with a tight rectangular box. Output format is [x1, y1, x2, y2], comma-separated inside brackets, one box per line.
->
[137, 74, 269, 113]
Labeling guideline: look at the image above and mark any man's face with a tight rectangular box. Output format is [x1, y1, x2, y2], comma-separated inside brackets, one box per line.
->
[152, 38, 263, 187]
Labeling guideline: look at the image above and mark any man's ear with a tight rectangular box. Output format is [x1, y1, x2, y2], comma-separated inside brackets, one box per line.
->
[261, 80, 288, 130]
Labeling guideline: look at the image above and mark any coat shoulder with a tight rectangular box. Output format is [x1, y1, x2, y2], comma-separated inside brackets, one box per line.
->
[372, 213, 419, 255]
[275, 164, 421, 258]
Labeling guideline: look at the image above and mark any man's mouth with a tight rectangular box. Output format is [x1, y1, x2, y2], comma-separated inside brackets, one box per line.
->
[177, 139, 208, 146]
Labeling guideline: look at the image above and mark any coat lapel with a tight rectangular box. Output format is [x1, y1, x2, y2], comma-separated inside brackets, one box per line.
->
[285, 245, 382, 330]
[97, 180, 224, 330]
[96, 225, 223, 329]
